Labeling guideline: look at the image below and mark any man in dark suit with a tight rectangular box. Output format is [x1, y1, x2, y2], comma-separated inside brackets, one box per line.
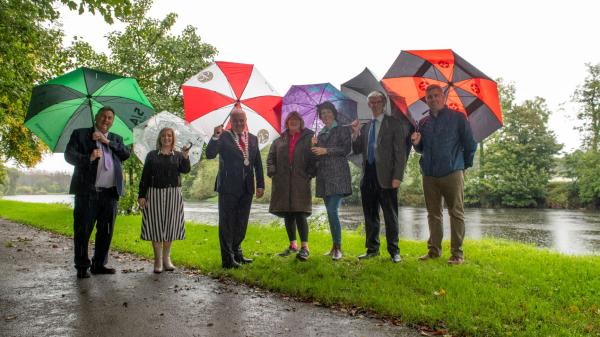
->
[206, 107, 265, 269]
[65, 106, 130, 279]
[351, 91, 408, 263]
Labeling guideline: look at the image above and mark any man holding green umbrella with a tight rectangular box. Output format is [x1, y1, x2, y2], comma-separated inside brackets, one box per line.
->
[65, 106, 130, 279]
[25, 67, 154, 279]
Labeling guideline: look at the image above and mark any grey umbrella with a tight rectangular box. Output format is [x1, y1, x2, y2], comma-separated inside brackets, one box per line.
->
[341, 67, 392, 120]
[340, 68, 392, 167]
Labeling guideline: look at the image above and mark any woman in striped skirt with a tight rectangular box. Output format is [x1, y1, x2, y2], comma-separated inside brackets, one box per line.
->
[138, 127, 191, 273]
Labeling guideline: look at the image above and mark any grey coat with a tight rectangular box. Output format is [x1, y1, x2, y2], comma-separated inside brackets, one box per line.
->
[352, 114, 407, 188]
[267, 128, 316, 216]
[315, 125, 352, 198]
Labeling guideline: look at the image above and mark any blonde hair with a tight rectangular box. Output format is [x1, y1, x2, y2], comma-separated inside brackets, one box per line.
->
[156, 127, 176, 151]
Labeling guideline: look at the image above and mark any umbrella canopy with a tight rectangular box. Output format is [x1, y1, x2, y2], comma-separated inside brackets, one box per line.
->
[281, 83, 357, 132]
[182, 61, 282, 149]
[381, 49, 502, 142]
[341, 67, 391, 120]
[133, 111, 206, 166]
[25, 67, 155, 152]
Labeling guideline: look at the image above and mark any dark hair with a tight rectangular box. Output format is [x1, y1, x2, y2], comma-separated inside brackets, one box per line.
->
[97, 106, 115, 116]
[316, 101, 338, 120]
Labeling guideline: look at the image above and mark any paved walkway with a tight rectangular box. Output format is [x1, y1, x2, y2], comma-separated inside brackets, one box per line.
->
[0, 219, 420, 337]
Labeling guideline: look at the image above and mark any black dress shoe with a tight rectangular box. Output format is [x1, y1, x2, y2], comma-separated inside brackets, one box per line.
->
[90, 265, 116, 275]
[391, 254, 402, 263]
[77, 269, 90, 279]
[235, 256, 253, 264]
[222, 260, 242, 269]
[358, 251, 380, 260]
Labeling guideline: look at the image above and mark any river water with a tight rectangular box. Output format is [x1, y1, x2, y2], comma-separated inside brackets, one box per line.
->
[3, 194, 600, 255]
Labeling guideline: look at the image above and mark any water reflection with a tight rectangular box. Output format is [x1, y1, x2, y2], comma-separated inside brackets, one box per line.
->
[4, 195, 600, 255]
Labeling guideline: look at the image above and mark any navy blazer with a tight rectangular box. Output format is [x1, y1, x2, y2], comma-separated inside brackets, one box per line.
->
[414, 107, 477, 178]
[206, 131, 265, 197]
[65, 127, 130, 197]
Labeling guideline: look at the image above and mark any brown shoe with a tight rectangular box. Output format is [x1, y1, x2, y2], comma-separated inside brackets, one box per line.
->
[447, 256, 464, 265]
[418, 253, 439, 261]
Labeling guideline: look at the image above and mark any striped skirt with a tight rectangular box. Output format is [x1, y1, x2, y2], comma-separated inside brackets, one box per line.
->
[141, 187, 185, 241]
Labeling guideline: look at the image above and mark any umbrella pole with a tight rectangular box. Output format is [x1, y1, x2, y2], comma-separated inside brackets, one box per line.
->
[221, 112, 231, 127]
[88, 98, 95, 128]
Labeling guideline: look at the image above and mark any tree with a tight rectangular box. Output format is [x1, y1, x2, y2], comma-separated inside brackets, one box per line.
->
[66, 0, 217, 212]
[480, 93, 562, 207]
[0, 0, 131, 167]
[572, 63, 600, 152]
[564, 150, 600, 208]
[67, 0, 217, 115]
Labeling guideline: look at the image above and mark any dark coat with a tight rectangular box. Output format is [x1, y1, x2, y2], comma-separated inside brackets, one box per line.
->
[352, 115, 407, 188]
[138, 150, 191, 199]
[267, 128, 316, 216]
[64, 127, 130, 197]
[414, 107, 477, 178]
[206, 131, 265, 196]
[315, 125, 352, 198]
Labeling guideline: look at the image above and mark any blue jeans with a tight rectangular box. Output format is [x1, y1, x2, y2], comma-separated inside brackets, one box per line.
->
[324, 195, 343, 245]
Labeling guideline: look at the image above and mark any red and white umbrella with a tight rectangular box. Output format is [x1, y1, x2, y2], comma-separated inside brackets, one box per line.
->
[183, 61, 282, 149]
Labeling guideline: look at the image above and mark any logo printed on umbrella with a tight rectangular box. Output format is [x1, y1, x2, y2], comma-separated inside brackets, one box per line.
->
[449, 102, 460, 110]
[257, 129, 269, 144]
[197, 71, 214, 83]
[129, 107, 148, 126]
[438, 61, 450, 68]
[418, 81, 430, 91]
[470, 83, 481, 95]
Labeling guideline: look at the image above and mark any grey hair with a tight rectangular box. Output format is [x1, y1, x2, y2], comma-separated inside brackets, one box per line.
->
[367, 90, 387, 106]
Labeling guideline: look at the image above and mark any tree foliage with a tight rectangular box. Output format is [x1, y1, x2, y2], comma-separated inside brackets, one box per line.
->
[65, 0, 217, 212]
[0, 0, 131, 167]
[67, 0, 217, 115]
[572, 63, 600, 151]
[478, 83, 562, 207]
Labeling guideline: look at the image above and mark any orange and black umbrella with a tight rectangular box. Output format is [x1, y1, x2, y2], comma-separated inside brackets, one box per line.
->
[381, 49, 502, 142]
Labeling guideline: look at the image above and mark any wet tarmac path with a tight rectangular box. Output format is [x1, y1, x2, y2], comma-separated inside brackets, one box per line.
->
[0, 219, 419, 337]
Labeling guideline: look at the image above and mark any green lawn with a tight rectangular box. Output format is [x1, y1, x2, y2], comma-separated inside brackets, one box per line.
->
[1, 200, 599, 337]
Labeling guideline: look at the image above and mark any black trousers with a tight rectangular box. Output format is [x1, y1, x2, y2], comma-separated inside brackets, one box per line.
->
[218, 192, 253, 267]
[73, 188, 118, 270]
[283, 212, 309, 242]
[360, 162, 399, 256]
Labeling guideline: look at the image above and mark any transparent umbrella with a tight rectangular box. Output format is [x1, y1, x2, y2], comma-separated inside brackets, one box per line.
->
[133, 111, 206, 165]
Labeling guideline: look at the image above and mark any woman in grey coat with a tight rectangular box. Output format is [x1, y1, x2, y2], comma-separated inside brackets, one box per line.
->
[268, 112, 316, 261]
[311, 101, 352, 260]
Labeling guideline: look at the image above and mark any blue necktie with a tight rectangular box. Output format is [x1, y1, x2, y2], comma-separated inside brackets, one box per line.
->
[367, 119, 376, 164]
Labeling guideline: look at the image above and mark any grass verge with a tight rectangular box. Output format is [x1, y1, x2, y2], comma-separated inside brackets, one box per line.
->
[1, 200, 599, 337]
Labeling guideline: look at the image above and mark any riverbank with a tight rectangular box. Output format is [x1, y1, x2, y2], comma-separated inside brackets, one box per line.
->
[1, 200, 599, 337]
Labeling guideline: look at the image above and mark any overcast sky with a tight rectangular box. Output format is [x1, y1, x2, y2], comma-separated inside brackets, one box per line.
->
[25, 0, 600, 172]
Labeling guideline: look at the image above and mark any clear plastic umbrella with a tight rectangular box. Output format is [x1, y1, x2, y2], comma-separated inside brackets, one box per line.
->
[133, 111, 206, 165]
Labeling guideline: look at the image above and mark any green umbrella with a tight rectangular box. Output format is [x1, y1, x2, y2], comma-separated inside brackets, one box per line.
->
[25, 67, 155, 152]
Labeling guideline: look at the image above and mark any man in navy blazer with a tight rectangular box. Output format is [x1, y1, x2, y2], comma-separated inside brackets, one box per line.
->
[206, 107, 265, 269]
[65, 106, 130, 278]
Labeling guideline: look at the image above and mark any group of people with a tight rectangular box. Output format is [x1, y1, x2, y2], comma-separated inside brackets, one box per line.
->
[65, 84, 476, 278]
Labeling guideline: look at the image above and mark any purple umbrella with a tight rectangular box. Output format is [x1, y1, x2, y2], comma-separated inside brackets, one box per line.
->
[281, 83, 357, 132]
